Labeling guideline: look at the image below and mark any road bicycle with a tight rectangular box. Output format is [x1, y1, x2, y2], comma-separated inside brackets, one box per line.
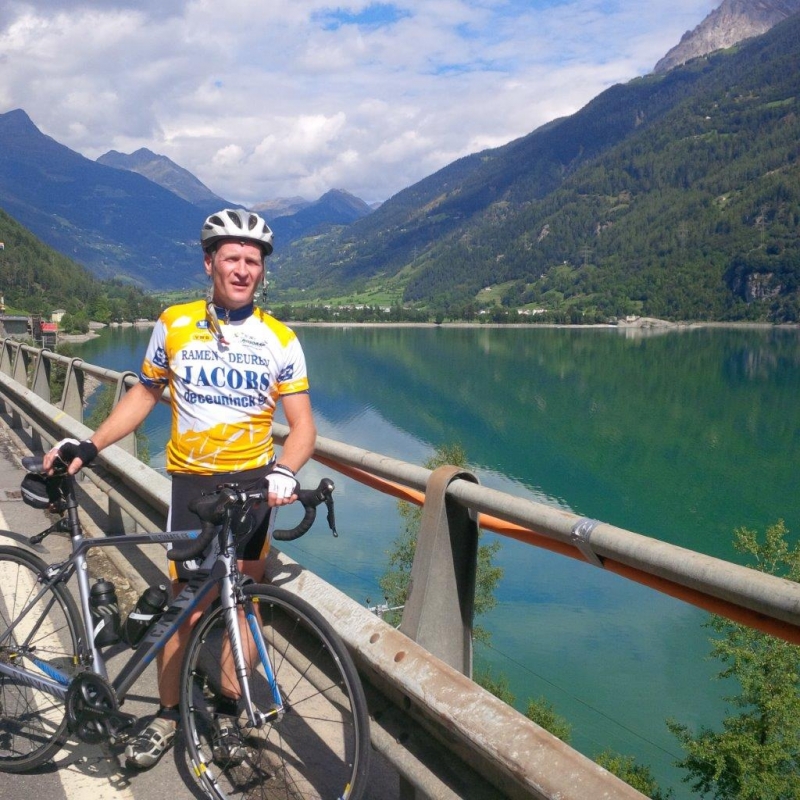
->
[0, 443, 370, 800]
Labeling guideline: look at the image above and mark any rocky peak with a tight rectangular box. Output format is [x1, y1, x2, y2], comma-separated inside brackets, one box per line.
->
[654, 0, 800, 73]
[97, 147, 227, 208]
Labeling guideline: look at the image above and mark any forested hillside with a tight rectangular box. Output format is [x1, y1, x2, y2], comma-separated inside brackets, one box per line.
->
[273, 13, 800, 322]
[0, 208, 161, 326]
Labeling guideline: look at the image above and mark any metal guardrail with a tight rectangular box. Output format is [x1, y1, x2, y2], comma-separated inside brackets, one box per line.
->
[2, 338, 799, 798]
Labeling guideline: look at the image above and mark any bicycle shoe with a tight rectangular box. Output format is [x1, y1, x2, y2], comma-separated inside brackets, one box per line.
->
[124, 716, 177, 770]
[212, 716, 247, 766]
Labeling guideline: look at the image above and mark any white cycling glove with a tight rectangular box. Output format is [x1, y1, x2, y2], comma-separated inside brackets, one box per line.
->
[267, 464, 298, 500]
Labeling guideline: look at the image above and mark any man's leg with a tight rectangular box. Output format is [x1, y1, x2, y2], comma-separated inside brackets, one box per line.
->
[124, 581, 216, 770]
[206, 559, 267, 764]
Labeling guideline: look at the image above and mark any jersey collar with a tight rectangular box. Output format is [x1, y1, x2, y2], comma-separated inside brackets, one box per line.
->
[211, 302, 254, 323]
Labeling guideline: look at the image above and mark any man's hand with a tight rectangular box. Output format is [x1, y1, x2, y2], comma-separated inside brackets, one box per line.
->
[42, 438, 98, 476]
[266, 463, 298, 506]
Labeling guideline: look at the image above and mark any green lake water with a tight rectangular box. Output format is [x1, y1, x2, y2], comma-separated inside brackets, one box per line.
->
[73, 323, 800, 798]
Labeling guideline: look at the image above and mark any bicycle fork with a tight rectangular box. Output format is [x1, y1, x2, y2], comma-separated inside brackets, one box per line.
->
[220, 576, 283, 731]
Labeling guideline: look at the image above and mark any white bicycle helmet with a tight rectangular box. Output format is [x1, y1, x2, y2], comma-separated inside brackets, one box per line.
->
[201, 208, 274, 256]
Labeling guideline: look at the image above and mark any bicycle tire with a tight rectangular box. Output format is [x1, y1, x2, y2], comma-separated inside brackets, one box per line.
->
[180, 582, 370, 800]
[0, 545, 83, 772]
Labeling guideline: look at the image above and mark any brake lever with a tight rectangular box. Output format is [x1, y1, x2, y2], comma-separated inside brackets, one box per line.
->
[325, 495, 338, 537]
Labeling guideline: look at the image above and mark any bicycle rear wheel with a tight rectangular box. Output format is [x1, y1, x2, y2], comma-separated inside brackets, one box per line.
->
[0, 545, 82, 772]
[180, 583, 370, 800]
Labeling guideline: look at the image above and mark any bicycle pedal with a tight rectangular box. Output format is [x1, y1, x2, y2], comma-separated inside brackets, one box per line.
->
[108, 717, 137, 745]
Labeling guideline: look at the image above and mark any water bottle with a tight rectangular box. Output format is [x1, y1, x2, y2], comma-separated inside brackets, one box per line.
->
[89, 578, 121, 647]
[122, 584, 169, 648]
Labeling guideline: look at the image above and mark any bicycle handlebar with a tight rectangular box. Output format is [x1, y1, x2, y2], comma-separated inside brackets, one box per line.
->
[23, 446, 338, 562]
[167, 478, 336, 562]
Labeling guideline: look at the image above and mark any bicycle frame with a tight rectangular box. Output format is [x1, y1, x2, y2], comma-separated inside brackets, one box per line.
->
[2, 465, 369, 799]
[0, 477, 281, 727]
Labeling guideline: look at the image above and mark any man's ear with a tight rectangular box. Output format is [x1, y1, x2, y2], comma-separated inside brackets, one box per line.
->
[203, 251, 213, 277]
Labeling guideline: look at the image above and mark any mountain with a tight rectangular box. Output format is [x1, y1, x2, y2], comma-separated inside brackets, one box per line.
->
[97, 147, 230, 212]
[0, 109, 372, 289]
[654, 0, 800, 73]
[253, 197, 312, 217]
[269, 190, 372, 245]
[94, 148, 370, 241]
[0, 109, 205, 290]
[272, 12, 800, 322]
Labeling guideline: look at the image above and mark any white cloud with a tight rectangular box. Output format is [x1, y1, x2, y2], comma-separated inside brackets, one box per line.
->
[0, 0, 720, 206]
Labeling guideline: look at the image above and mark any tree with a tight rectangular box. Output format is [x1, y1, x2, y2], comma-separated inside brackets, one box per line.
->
[60, 311, 90, 334]
[525, 696, 573, 743]
[474, 666, 516, 706]
[668, 520, 800, 800]
[595, 751, 673, 800]
[378, 443, 503, 642]
[475, 668, 575, 743]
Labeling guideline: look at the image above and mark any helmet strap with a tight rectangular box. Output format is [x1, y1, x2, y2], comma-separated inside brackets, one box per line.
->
[259, 273, 269, 304]
[205, 302, 230, 346]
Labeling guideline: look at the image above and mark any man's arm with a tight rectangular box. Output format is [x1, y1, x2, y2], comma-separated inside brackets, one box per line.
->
[90, 382, 163, 451]
[45, 381, 164, 474]
[267, 392, 316, 506]
[277, 392, 317, 473]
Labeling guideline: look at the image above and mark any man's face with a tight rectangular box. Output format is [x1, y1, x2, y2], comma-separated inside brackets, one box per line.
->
[204, 240, 265, 310]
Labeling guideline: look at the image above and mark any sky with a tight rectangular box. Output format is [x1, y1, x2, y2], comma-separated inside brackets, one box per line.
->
[0, 0, 719, 207]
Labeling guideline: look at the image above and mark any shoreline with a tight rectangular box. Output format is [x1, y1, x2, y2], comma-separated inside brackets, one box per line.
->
[288, 319, 796, 330]
[58, 320, 155, 344]
[56, 317, 798, 344]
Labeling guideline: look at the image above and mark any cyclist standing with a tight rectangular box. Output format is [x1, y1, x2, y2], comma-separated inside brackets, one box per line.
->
[44, 208, 317, 769]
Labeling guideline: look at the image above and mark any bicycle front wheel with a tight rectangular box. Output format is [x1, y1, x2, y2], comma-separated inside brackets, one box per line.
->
[180, 583, 370, 800]
[0, 545, 82, 772]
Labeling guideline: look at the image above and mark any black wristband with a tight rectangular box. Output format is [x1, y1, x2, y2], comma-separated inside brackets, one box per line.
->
[274, 463, 295, 476]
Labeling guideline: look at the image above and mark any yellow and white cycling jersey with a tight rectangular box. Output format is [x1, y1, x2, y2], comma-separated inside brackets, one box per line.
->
[139, 300, 309, 474]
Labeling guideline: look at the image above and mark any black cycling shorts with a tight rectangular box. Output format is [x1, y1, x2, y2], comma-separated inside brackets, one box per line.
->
[168, 464, 275, 581]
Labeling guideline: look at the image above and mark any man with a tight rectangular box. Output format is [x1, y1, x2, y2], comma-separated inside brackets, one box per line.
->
[44, 208, 316, 769]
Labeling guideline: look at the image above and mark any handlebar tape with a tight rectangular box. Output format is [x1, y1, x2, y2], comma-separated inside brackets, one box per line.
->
[272, 501, 318, 541]
[166, 486, 237, 562]
[273, 479, 335, 540]
[167, 520, 219, 562]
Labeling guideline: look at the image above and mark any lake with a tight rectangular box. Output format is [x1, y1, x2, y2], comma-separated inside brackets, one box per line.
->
[70, 322, 800, 798]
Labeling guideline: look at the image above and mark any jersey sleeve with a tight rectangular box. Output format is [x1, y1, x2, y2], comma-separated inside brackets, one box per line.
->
[139, 318, 170, 388]
[276, 334, 310, 396]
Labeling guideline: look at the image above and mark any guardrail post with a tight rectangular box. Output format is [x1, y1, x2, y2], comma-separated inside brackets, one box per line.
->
[400, 465, 480, 677]
[5, 343, 31, 431]
[107, 370, 140, 534]
[30, 349, 52, 403]
[0, 339, 15, 416]
[0, 338, 15, 376]
[29, 349, 52, 453]
[12, 344, 30, 389]
[110, 371, 139, 458]
[396, 465, 481, 800]
[60, 357, 86, 421]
